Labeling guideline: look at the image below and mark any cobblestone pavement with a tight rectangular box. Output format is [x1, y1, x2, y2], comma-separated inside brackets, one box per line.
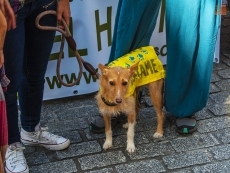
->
[24, 13, 230, 173]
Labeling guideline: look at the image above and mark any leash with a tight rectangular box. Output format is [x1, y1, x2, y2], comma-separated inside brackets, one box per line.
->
[35, 10, 100, 87]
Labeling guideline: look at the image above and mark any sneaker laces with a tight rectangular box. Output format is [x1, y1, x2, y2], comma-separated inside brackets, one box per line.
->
[5, 143, 26, 168]
[36, 127, 60, 144]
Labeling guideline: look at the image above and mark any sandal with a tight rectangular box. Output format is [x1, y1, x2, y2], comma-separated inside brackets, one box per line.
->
[89, 113, 126, 134]
[175, 115, 197, 134]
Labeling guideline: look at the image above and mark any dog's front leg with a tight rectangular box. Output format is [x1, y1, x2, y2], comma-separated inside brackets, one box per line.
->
[126, 113, 136, 153]
[103, 114, 113, 150]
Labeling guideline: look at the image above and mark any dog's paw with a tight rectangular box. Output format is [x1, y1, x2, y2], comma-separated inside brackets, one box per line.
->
[153, 132, 163, 139]
[103, 140, 112, 150]
[122, 123, 128, 129]
[126, 143, 135, 153]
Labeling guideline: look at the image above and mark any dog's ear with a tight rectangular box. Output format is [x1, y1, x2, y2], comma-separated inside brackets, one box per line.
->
[98, 63, 108, 76]
[129, 61, 139, 75]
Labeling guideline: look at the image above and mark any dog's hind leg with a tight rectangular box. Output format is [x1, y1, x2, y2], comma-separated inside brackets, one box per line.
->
[148, 79, 164, 138]
[126, 112, 136, 153]
[103, 114, 113, 150]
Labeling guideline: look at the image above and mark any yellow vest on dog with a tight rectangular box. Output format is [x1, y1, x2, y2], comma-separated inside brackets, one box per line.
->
[107, 46, 165, 98]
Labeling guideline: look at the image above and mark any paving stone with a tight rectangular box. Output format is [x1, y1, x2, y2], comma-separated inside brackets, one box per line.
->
[85, 128, 106, 140]
[56, 141, 101, 159]
[209, 83, 221, 93]
[197, 116, 230, 133]
[85, 168, 114, 173]
[138, 107, 156, 118]
[208, 144, 230, 160]
[145, 127, 179, 143]
[85, 120, 130, 141]
[221, 51, 230, 60]
[206, 98, 215, 106]
[25, 151, 50, 165]
[107, 132, 150, 149]
[163, 149, 213, 169]
[214, 128, 230, 143]
[135, 118, 159, 131]
[44, 118, 89, 133]
[171, 170, 192, 173]
[192, 160, 230, 173]
[29, 159, 77, 173]
[63, 94, 97, 108]
[88, 117, 166, 136]
[58, 130, 82, 144]
[56, 105, 99, 120]
[207, 103, 230, 115]
[24, 146, 36, 154]
[218, 69, 230, 78]
[211, 73, 221, 82]
[42, 100, 67, 112]
[128, 141, 174, 160]
[40, 110, 56, 123]
[170, 134, 219, 152]
[115, 159, 166, 173]
[195, 109, 213, 120]
[209, 91, 230, 104]
[213, 62, 229, 71]
[78, 151, 126, 170]
[215, 79, 230, 91]
[222, 55, 230, 66]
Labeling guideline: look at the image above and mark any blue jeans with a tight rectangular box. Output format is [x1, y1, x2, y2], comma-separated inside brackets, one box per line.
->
[3, 0, 57, 144]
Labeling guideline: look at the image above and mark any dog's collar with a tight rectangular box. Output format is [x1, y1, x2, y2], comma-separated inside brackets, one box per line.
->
[101, 96, 117, 106]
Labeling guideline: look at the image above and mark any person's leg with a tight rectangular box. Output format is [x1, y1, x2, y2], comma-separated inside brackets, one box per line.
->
[3, 5, 27, 145]
[4, 0, 69, 172]
[3, 4, 31, 173]
[18, 0, 70, 149]
[165, 0, 221, 133]
[90, 0, 162, 133]
[108, 0, 162, 62]
[18, 0, 57, 132]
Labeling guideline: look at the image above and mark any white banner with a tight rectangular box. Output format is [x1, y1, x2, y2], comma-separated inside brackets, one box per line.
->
[43, 0, 220, 100]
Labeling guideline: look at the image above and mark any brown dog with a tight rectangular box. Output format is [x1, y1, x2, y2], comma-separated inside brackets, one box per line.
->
[95, 46, 165, 153]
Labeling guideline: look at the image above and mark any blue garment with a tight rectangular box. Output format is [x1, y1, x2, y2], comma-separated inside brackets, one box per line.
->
[108, 0, 162, 63]
[164, 0, 221, 117]
[109, 0, 221, 118]
[3, 0, 57, 144]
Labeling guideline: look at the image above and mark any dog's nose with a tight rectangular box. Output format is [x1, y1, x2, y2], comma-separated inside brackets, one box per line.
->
[116, 98, 122, 103]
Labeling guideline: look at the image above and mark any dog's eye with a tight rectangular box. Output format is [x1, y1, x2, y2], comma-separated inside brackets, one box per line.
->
[109, 81, 115, 86]
[122, 81, 128, 86]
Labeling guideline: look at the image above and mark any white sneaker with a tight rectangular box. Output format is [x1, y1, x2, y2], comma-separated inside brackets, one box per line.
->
[5, 142, 29, 173]
[20, 124, 70, 151]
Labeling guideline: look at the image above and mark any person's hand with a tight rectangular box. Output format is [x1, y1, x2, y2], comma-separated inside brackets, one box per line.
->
[56, 0, 70, 29]
[0, 0, 16, 30]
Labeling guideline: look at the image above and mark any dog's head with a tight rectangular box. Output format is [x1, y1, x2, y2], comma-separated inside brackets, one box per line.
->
[98, 62, 139, 105]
